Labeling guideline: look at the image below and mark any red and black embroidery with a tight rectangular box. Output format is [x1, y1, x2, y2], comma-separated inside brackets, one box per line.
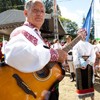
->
[50, 48, 59, 62]
[11, 30, 38, 46]
[22, 30, 38, 46]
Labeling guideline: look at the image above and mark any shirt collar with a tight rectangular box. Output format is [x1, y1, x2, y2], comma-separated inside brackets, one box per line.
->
[23, 21, 41, 35]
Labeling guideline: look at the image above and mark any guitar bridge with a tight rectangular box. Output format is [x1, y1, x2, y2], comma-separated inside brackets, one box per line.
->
[13, 74, 36, 98]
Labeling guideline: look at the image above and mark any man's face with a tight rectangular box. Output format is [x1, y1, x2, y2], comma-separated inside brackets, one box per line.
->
[25, 2, 45, 29]
[66, 38, 71, 42]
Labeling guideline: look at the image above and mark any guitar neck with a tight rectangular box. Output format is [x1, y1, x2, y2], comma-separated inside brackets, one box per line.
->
[63, 35, 82, 52]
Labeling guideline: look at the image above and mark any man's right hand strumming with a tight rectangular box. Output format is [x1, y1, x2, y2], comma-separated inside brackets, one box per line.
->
[77, 28, 87, 40]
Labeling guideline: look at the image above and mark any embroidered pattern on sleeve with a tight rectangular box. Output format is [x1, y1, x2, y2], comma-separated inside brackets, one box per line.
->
[22, 30, 38, 46]
[50, 48, 59, 62]
[11, 30, 38, 46]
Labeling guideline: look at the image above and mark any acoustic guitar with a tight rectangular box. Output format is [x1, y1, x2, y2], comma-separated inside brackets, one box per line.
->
[0, 35, 82, 100]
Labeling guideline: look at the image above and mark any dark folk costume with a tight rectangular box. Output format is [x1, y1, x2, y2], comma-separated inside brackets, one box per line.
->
[73, 40, 96, 99]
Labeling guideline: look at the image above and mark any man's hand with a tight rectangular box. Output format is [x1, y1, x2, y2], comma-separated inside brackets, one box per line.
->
[77, 28, 87, 40]
[96, 52, 100, 58]
[80, 60, 87, 70]
[81, 66, 87, 70]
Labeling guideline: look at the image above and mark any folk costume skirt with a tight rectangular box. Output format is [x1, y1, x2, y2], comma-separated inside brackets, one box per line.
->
[76, 64, 94, 99]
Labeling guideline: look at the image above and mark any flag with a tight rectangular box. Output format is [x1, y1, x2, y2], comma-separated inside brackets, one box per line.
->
[94, 0, 100, 40]
[82, 0, 93, 41]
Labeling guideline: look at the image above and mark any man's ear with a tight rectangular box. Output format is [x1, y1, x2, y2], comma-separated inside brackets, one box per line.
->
[24, 10, 28, 16]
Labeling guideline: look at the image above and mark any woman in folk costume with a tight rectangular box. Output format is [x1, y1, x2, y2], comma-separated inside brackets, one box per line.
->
[73, 29, 96, 100]
[62, 35, 75, 82]
[51, 39, 62, 50]
[91, 39, 98, 77]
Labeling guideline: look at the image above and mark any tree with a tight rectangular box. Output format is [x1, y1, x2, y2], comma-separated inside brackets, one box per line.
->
[90, 19, 94, 40]
[0, 0, 25, 13]
[0, 0, 8, 12]
[43, 0, 53, 14]
[43, 0, 61, 16]
[60, 16, 78, 35]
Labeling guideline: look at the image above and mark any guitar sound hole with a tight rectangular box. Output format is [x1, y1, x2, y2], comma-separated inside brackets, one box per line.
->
[36, 67, 50, 78]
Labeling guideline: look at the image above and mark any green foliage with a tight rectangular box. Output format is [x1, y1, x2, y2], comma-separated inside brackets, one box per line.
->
[43, 0, 53, 14]
[0, 0, 25, 12]
[90, 19, 94, 40]
[43, 0, 61, 16]
[59, 16, 78, 34]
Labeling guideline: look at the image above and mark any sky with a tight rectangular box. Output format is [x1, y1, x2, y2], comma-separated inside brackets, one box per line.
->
[57, 0, 92, 28]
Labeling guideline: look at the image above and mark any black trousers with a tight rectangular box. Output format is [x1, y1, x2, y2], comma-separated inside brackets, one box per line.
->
[49, 88, 59, 100]
[49, 83, 59, 100]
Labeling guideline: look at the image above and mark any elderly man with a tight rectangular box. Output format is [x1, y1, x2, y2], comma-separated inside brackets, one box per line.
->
[3, 0, 67, 100]
[1, 0, 87, 100]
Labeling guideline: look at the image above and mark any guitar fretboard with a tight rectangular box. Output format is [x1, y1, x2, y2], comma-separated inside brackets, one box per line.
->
[63, 35, 82, 52]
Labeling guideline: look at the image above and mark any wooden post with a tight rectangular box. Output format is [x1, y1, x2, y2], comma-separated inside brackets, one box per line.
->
[53, 0, 59, 39]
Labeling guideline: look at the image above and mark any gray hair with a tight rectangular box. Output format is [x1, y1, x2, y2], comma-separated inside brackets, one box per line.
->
[24, 0, 45, 10]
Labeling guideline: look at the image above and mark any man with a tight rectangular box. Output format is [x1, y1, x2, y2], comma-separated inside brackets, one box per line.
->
[5, 0, 66, 73]
[73, 30, 96, 100]
[4, 0, 66, 100]
[3, 0, 86, 100]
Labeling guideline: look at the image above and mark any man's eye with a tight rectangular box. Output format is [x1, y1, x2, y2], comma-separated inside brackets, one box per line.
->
[33, 9, 44, 13]
[41, 10, 45, 13]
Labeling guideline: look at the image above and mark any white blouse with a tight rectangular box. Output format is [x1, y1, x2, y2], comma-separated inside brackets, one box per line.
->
[73, 40, 96, 68]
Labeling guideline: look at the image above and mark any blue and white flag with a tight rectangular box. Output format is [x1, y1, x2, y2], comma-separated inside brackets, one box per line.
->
[82, 0, 93, 41]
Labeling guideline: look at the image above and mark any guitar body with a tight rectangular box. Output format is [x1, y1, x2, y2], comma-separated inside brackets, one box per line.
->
[0, 63, 64, 100]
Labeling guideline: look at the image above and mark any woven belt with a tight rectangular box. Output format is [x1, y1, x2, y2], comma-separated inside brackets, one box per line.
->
[82, 56, 89, 61]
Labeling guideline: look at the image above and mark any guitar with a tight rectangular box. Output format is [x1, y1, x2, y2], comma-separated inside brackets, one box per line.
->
[0, 35, 82, 100]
